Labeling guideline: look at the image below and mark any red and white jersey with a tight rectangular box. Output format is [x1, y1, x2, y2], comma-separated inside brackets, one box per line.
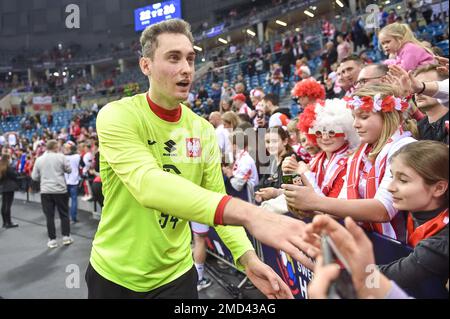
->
[239, 103, 254, 118]
[305, 144, 349, 198]
[268, 112, 290, 128]
[341, 129, 416, 239]
[231, 150, 259, 190]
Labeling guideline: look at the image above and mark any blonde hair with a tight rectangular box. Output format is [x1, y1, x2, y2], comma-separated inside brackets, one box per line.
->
[379, 23, 434, 56]
[221, 111, 240, 130]
[140, 19, 194, 59]
[352, 84, 417, 161]
[286, 118, 299, 133]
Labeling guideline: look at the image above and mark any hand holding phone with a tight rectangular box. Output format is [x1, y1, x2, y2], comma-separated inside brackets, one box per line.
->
[321, 235, 357, 299]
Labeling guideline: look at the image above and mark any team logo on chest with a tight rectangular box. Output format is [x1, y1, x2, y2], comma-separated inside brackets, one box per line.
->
[186, 138, 201, 158]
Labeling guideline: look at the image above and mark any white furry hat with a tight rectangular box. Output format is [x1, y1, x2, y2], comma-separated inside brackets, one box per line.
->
[310, 99, 360, 150]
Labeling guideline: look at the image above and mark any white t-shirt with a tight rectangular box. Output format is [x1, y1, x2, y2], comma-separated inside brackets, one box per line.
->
[8, 133, 16, 146]
[231, 150, 259, 191]
[0, 135, 5, 146]
[82, 151, 93, 175]
[65, 154, 81, 185]
[215, 124, 230, 156]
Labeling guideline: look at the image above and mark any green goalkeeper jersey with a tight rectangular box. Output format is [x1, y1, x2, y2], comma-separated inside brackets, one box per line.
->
[90, 93, 253, 292]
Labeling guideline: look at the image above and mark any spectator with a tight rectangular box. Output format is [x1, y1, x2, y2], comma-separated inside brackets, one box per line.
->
[322, 42, 338, 73]
[380, 140, 449, 296]
[355, 63, 389, 89]
[336, 55, 364, 96]
[279, 44, 295, 82]
[337, 34, 352, 63]
[232, 93, 253, 117]
[0, 154, 19, 228]
[222, 130, 259, 200]
[304, 215, 411, 299]
[255, 126, 296, 202]
[413, 65, 449, 143]
[263, 93, 291, 128]
[31, 140, 73, 248]
[291, 78, 326, 109]
[268, 63, 284, 99]
[209, 112, 229, 158]
[234, 82, 253, 109]
[284, 99, 360, 201]
[380, 22, 435, 72]
[64, 142, 81, 223]
[283, 84, 416, 240]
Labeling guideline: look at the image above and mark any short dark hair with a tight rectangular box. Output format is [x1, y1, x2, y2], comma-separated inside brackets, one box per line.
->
[340, 55, 363, 66]
[237, 113, 251, 124]
[263, 93, 279, 106]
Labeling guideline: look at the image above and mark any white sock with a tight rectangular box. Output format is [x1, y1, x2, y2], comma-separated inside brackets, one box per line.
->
[195, 263, 204, 281]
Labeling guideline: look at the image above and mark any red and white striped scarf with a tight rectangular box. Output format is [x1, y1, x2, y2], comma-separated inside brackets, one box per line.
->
[309, 143, 349, 196]
[346, 129, 412, 238]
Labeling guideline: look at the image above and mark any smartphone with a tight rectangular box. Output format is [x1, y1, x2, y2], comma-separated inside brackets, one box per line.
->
[321, 235, 357, 299]
[282, 174, 294, 184]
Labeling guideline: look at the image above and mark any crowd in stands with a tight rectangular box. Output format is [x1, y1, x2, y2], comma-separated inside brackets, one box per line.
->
[0, 0, 449, 299]
[182, 5, 448, 298]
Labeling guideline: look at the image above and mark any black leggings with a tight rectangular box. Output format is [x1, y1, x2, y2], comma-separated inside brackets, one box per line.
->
[85, 263, 198, 299]
[1, 191, 15, 225]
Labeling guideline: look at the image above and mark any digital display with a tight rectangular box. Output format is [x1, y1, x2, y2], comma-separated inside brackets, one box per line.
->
[204, 23, 225, 38]
[134, 0, 182, 32]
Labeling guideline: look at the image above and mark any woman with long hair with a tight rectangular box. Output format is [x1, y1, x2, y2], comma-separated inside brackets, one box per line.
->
[0, 154, 19, 228]
[255, 126, 297, 202]
[379, 140, 449, 297]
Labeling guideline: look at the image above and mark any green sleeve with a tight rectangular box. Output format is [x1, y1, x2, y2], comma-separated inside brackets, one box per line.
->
[200, 124, 254, 270]
[97, 102, 224, 226]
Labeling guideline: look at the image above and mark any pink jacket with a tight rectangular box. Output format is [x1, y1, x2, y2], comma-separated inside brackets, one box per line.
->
[383, 42, 435, 71]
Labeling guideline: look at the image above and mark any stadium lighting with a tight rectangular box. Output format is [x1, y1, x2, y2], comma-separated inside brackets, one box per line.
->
[397, 5, 401, 9]
[8, 72, 12, 76]
[62, 72, 67, 76]
[336, 0, 344, 8]
[304, 10, 314, 17]
[295, 27, 301, 32]
[218, 37, 228, 44]
[193, 45, 203, 52]
[385, 0, 390, 4]
[201, 58, 206, 62]
[275, 20, 287, 27]
[246, 29, 256, 37]
[53, 72, 59, 77]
